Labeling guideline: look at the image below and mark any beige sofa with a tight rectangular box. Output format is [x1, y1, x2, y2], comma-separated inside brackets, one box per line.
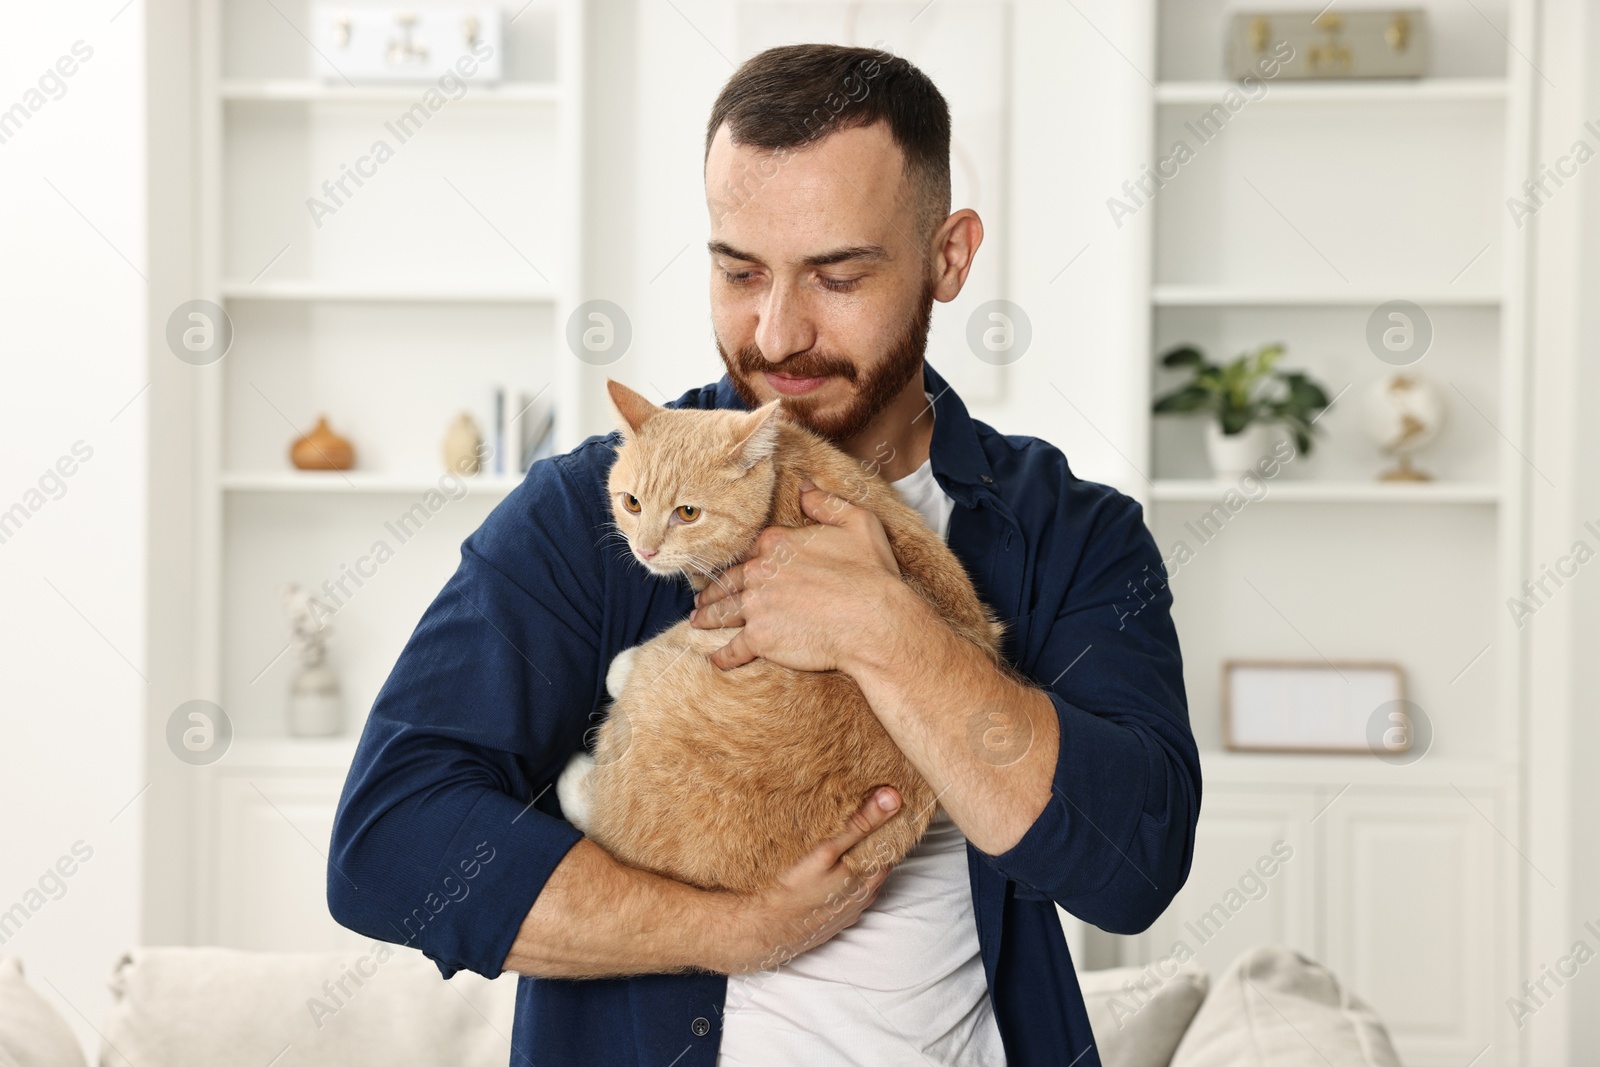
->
[1, 945, 1402, 1067]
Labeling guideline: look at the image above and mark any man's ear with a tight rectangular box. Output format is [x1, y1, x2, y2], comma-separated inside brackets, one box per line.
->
[606, 379, 659, 437]
[727, 399, 782, 470]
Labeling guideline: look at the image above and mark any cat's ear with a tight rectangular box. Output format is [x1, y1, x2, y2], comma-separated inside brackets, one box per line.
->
[606, 379, 659, 437]
[728, 399, 783, 471]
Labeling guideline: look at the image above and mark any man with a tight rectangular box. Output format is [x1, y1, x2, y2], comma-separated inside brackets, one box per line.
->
[329, 44, 1199, 1067]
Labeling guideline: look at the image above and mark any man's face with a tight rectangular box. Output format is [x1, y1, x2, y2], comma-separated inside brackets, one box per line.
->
[705, 121, 935, 442]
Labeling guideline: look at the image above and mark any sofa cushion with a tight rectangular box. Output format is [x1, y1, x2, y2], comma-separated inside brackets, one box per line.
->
[1171, 946, 1402, 1067]
[0, 956, 88, 1067]
[1079, 961, 1209, 1067]
[101, 945, 517, 1067]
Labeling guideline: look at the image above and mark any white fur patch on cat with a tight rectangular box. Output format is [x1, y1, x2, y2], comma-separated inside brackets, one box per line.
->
[606, 646, 638, 700]
[557, 751, 596, 832]
[562, 648, 639, 833]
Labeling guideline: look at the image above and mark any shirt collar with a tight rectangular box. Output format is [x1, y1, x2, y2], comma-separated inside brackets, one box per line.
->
[704, 360, 997, 508]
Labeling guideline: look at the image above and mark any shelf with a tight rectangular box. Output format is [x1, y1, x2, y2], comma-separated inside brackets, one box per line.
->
[220, 280, 558, 303]
[220, 80, 562, 104]
[1154, 78, 1507, 105]
[1152, 285, 1501, 308]
[222, 471, 525, 495]
[1151, 480, 1501, 505]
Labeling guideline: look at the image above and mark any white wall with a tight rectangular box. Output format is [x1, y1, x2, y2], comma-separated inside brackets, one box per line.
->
[1524, 2, 1596, 1062]
[1565, 1, 1600, 1052]
[1569, 262, 1600, 1052]
[140, 0, 199, 949]
[0, 0, 149, 1054]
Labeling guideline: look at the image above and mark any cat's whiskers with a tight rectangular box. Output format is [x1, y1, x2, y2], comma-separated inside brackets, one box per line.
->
[674, 553, 709, 580]
[595, 521, 644, 570]
[594, 520, 629, 550]
[681, 553, 736, 595]
[603, 539, 640, 570]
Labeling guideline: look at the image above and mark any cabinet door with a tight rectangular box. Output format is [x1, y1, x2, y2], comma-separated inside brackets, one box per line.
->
[1321, 790, 1496, 1067]
[208, 772, 369, 952]
[1125, 786, 1318, 973]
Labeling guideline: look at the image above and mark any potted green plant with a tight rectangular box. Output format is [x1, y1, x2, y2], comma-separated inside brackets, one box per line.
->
[1152, 343, 1332, 479]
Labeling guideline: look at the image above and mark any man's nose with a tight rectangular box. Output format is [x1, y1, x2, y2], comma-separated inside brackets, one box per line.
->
[754, 284, 816, 361]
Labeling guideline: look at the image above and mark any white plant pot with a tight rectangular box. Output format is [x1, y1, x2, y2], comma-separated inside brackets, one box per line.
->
[1205, 423, 1273, 481]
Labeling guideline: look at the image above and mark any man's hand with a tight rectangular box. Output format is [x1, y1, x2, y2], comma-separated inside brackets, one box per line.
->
[712, 786, 902, 974]
[690, 482, 901, 671]
[694, 479, 1060, 857]
[688, 474, 1057, 859]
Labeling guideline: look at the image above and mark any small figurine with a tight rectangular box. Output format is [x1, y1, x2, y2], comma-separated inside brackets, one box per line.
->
[281, 583, 342, 737]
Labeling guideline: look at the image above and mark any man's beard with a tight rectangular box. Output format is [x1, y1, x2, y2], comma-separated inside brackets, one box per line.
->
[717, 282, 935, 444]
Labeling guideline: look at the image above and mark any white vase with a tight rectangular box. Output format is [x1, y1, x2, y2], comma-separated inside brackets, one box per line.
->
[289, 663, 342, 737]
[1205, 423, 1273, 481]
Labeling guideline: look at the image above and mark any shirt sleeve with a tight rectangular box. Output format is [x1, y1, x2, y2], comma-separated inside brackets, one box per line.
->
[978, 488, 1200, 935]
[327, 450, 606, 979]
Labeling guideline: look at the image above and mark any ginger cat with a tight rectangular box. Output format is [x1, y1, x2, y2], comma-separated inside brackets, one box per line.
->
[555, 380, 1005, 893]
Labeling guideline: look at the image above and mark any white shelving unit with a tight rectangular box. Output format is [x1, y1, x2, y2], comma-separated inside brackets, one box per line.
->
[189, 0, 589, 950]
[1122, 3, 1534, 1064]
[195, 0, 588, 708]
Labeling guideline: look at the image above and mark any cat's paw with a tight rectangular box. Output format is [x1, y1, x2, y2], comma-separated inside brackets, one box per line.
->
[605, 646, 639, 700]
[556, 751, 597, 832]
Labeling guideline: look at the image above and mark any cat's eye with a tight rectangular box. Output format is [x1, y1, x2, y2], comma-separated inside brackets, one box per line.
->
[675, 504, 701, 523]
[621, 493, 641, 514]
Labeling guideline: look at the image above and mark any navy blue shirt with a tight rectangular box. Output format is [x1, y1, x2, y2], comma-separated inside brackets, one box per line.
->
[329, 361, 1200, 1066]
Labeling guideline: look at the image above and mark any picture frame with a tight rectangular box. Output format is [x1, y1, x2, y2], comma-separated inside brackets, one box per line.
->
[1222, 660, 1406, 755]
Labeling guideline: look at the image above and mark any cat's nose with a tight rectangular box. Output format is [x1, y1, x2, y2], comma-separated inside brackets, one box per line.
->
[638, 547, 658, 560]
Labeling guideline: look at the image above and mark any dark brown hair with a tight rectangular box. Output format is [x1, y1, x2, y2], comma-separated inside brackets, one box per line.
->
[704, 44, 952, 236]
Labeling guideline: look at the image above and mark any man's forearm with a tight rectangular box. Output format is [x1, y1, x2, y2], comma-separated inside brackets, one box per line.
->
[845, 576, 1060, 856]
[503, 837, 734, 979]
[502, 790, 902, 980]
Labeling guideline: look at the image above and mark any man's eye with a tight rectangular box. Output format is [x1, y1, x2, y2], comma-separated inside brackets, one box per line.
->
[721, 270, 757, 286]
[622, 494, 641, 513]
[820, 276, 862, 293]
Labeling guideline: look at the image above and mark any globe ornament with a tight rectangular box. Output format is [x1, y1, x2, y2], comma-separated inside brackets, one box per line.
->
[1362, 373, 1445, 482]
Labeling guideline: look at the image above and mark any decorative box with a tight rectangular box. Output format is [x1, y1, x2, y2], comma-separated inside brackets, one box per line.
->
[1225, 9, 1430, 80]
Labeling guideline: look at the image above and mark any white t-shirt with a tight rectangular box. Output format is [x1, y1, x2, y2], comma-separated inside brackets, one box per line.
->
[717, 411, 1007, 1066]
